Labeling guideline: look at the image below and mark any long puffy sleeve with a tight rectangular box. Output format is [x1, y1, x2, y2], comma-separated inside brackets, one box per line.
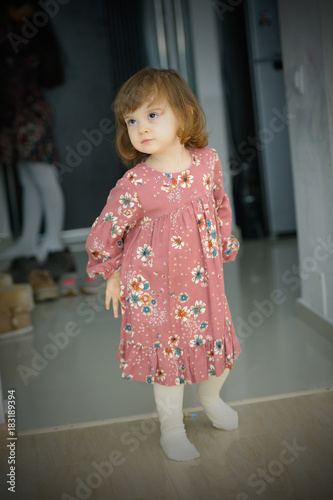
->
[212, 149, 239, 262]
[86, 175, 144, 279]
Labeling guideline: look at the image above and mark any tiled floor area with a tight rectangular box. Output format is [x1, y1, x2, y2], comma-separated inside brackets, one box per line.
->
[1, 236, 333, 434]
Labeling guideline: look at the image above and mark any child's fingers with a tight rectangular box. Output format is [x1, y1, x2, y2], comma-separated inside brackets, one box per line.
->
[105, 291, 120, 318]
[105, 274, 121, 317]
[113, 296, 119, 318]
[105, 291, 112, 310]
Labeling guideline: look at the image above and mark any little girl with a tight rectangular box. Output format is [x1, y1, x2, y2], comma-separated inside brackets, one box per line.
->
[86, 67, 241, 461]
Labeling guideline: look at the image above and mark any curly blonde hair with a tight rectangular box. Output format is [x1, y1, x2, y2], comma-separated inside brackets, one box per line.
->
[114, 67, 208, 167]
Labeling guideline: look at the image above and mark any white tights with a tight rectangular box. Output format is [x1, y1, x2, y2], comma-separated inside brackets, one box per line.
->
[0, 161, 65, 262]
[196, 369, 238, 431]
[153, 369, 238, 461]
[153, 383, 200, 461]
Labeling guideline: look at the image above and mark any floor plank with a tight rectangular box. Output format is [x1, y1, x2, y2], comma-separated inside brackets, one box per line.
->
[1, 390, 332, 500]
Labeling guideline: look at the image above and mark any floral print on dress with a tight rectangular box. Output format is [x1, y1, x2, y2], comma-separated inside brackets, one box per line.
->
[137, 244, 153, 267]
[86, 147, 241, 386]
[171, 236, 185, 249]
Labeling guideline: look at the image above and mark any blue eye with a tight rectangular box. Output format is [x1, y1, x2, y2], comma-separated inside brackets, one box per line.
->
[127, 119, 136, 126]
[149, 113, 158, 119]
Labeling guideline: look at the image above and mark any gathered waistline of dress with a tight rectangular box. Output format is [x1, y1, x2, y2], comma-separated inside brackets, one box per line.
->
[139, 192, 214, 226]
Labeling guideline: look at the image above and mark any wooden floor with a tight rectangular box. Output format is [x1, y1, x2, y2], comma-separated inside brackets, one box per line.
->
[1, 389, 333, 500]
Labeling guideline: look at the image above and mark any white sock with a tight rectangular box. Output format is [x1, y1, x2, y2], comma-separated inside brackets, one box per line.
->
[153, 383, 200, 461]
[197, 371, 238, 430]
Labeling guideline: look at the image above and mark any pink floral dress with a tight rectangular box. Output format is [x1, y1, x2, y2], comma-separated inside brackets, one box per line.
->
[86, 147, 241, 385]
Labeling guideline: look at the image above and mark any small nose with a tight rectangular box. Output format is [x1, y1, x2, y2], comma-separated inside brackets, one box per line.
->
[138, 122, 149, 134]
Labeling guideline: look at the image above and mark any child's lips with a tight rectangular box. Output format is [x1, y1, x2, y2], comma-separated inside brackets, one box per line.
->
[141, 138, 153, 144]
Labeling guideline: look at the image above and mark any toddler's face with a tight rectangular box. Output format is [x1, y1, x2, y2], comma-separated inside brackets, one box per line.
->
[124, 99, 182, 157]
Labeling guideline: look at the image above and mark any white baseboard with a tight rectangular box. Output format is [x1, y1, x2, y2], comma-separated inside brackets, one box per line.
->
[17, 386, 333, 436]
[61, 228, 90, 245]
[297, 298, 333, 340]
[0, 227, 90, 248]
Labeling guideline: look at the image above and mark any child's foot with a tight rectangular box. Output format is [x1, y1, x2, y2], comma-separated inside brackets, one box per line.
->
[201, 399, 238, 430]
[160, 432, 200, 461]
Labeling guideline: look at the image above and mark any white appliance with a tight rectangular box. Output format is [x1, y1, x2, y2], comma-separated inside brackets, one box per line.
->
[244, 0, 296, 236]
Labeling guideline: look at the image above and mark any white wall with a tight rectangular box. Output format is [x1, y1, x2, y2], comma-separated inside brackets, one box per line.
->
[189, 0, 235, 216]
[278, 0, 333, 332]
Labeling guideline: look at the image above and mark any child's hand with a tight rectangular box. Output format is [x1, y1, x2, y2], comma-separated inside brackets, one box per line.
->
[105, 271, 121, 318]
